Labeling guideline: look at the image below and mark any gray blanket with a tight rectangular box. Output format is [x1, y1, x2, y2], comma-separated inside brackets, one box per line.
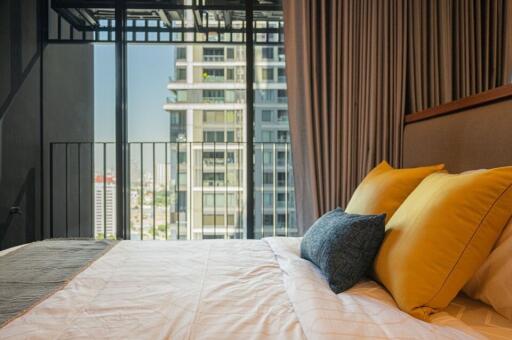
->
[0, 239, 116, 327]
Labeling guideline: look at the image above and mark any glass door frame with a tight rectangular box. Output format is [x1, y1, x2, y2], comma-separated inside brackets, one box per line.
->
[113, 0, 257, 239]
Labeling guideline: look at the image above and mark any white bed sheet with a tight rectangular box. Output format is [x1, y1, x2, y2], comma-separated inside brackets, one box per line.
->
[0, 238, 487, 339]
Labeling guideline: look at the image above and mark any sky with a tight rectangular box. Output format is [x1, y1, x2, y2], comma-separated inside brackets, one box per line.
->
[94, 44, 176, 143]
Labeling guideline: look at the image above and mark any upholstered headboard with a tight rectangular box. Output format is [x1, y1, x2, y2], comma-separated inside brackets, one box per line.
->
[403, 85, 512, 172]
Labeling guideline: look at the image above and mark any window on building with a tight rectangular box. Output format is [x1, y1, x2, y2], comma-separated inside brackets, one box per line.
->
[277, 214, 286, 227]
[176, 90, 187, 102]
[203, 90, 224, 102]
[176, 47, 187, 60]
[263, 193, 273, 208]
[278, 68, 285, 82]
[178, 173, 187, 186]
[178, 151, 187, 165]
[226, 130, 235, 142]
[263, 172, 273, 185]
[226, 170, 239, 186]
[204, 193, 227, 208]
[263, 214, 273, 226]
[226, 47, 235, 60]
[170, 111, 185, 124]
[203, 131, 225, 143]
[203, 110, 225, 123]
[262, 130, 273, 142]
[288, 194, 295, 207]
[277, 193, 286, 207]
[278, 47, 285, 61]
[226, 68, 234, 81]
[203, 214, 225, 226]
[277, 89, 287, 102]
[277, 172, 286, 186]
[225, 90, 236, 103]
[263, 151, 272, 165]
[203, 47, 224, 61]
[261, 110, 272, 122]
[277, 130, 289, 142]
[203, 172, 225, 186]
[262, 47, 274, 60]
[225, 110, 236, 123]
[176, 67, 187, 81]
[277, 110, 288, 122]
[203, 68, 224, 80]
[277, 151, 286, 165]
[203, 151, 224, 164]
[226, 151, 235, 164]
[262, 68, 274, 81]
[203, 194, 214, 208]
[177, 191, 187, 211]
[256, 89, 274, 103]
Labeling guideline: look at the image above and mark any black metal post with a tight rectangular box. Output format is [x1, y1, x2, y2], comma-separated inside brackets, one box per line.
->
[40, 0, 48, 240]
[49, 144, 54, 238]
[65, 143, 69, 237]
[245, 1, 255, 239]
[115, 0, 128, 240]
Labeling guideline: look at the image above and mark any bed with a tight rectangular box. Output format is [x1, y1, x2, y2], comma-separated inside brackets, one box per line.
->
[1, 238, 511, 340]
[2, 87, 512, 339]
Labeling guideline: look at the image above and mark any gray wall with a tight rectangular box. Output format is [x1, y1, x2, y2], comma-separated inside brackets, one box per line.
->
[0, 1, 95, 249]
[43, 44, 95, 239]
[0, 0, 42, 250]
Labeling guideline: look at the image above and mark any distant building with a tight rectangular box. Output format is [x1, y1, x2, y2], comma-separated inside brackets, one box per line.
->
[163, 41, 296, 239]
[95, 175, 116, 238]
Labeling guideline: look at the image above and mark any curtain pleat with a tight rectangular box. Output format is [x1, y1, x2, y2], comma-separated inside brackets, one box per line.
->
[283, 0, 511, 233]
[506, 0, 512, 83]
[283, 0, 407, 233]
[407, 0, 511, 113]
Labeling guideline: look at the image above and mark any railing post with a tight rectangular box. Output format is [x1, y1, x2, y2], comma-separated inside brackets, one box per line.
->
[65, 143, 69, 237]
[152, 142, 156, 239]
[245, 0, 255, 239]
[49, 143, 54, 238]
[115, 0, 128, 240]
[77, 143, 81, 236]
[165, 142, 168, 240]
[103, 143, 107, 238]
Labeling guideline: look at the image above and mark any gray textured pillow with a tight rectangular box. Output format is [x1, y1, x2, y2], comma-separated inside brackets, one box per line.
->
[300, 208, 386, 294]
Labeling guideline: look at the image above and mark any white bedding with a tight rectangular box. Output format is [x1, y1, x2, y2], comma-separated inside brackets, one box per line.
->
[0, 238, 486, 339]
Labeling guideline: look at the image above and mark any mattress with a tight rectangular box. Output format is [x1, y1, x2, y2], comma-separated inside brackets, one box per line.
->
[0, 237, 507, 339]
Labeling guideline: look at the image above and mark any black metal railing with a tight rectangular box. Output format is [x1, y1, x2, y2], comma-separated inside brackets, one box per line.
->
[48, 141, 296, 240]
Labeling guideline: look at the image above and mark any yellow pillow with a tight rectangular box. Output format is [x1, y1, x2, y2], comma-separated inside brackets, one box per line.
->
[345, 161, 445, 222]
[463, 217, 512, 320]
[373, 167, 512, 321]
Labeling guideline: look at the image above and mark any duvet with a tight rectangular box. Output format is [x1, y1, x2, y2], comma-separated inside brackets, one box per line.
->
[0, 238, 483, 339]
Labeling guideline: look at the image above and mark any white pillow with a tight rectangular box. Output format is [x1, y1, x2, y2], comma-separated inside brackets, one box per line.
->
[463, 217, 512, 320]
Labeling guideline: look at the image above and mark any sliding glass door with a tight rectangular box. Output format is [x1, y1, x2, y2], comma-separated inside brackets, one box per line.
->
[46, 0, 296, 240]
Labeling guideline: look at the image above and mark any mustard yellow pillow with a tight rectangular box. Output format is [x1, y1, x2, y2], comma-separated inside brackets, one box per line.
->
[345, 161, 445, 222]
[373, 167, 512, 321]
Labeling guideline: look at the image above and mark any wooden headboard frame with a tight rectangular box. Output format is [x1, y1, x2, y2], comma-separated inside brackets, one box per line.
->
[405, 84, 512, 125]
[402, 84, 512, 172]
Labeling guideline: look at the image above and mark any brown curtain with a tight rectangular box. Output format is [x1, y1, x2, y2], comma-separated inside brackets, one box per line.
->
[283, 0, 407, 233]
[407, 0, 512, 113]
[504, 0, 512, 83]
[407, 0, 453, 112]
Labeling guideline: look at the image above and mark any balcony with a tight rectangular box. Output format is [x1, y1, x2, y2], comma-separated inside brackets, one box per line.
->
[166, 89, 246, 105]
[49, 142, 297, 241]
[203, 75, 226, 83]
[203, 55, 225, 62]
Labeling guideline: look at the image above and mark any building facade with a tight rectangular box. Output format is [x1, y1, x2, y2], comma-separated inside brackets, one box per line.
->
[163, 43, 296, 239]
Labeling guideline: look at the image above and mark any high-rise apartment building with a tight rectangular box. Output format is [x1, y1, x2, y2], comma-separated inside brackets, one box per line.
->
[164, 42, 296, 239]
[94, 175, 117, 238]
